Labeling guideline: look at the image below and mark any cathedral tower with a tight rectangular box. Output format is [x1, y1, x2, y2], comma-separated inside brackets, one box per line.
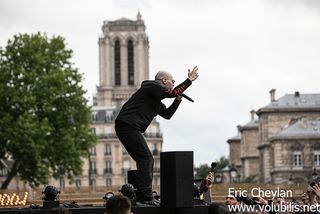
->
[95, 12, 149, 106]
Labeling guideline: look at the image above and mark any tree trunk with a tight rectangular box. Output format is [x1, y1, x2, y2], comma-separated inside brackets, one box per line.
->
[1, 161, 18, 189]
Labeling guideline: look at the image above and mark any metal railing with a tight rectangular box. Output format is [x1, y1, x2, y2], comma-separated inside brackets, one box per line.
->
[88, 169, 97, 175]
[143, 132, 163, 138]
[104, 169, 112, 174]
[96, 132, 163, 139]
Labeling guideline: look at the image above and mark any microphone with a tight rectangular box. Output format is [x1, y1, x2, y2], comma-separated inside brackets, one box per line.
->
[181, 94, 194, 102]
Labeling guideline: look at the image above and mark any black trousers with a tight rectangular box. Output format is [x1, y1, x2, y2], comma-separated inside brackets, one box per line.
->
[115, 121, 154, 201]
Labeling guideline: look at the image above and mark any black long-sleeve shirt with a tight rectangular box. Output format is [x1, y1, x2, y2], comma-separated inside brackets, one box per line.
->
[115, 79, 192, 132]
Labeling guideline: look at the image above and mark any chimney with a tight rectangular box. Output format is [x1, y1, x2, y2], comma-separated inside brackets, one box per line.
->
[294, 91, 300, 98]
[237, 125, 241, 135]
[250, 110, 255, 121]
[269, 89, 276, 102]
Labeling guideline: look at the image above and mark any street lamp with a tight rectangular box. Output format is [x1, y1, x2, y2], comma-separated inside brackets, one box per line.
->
[229, 164, 238, 184]
[215, 173, 222, 183]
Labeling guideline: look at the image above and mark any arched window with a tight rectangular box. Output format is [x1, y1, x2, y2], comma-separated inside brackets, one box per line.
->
[127, 40, 134, 85]
[114, 40, 121, 85]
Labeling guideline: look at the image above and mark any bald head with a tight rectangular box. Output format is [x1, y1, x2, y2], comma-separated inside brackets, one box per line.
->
[155, 70, 175, 89]
[155, 71, 172, 81]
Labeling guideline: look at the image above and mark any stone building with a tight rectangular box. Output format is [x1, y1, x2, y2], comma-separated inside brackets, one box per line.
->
[270, 119, 320, 183]
[227, 130, 241, 174]
[228, 90, 320, 183]
[258, 90, 320, 183]
[50, 13, 163, 188]
[226, 131, 242, 183]
[226, 110, 259, 182]
[238, 110, 259, 181]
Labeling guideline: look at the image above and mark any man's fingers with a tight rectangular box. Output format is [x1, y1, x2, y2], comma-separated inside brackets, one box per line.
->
[188, 66, 199, 81]
[312, 186, 318, 193]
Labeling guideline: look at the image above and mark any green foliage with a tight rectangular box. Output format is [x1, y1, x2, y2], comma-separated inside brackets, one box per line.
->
[194, 164, 211, 179]
[0, 33, 96, 188]
[215, 156, 229, 170]
[194, 156, 230, 179]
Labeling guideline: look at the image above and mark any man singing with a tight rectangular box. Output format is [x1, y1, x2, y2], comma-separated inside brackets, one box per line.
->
[115, 66, 199, 206]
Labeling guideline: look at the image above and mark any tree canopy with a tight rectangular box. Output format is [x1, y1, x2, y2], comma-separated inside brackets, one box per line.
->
[0, 33, 96, 189]
[214, 156, 229, 171]
[194, 164, 211, 180]
[194, 156, 229, 179]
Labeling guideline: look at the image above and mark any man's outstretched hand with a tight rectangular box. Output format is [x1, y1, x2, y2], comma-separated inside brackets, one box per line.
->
[188, 66, 199, 81]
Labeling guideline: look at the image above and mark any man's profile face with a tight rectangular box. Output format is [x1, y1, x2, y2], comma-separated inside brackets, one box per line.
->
[162, 74, 175, 90]
[226, 195, 239, 206]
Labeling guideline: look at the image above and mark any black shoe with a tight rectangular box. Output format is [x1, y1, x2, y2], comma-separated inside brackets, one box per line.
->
[136, 198, 160, 206]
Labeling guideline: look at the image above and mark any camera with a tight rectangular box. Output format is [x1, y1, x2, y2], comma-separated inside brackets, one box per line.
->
[211, 162, 217, 172]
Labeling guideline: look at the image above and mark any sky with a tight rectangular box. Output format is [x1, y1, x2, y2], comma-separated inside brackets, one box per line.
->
[1, 0, 320, 166]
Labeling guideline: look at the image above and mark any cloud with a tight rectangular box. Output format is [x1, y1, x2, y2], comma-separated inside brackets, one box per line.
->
[111, 0, 149, 9]
[269, 0, 320, 14]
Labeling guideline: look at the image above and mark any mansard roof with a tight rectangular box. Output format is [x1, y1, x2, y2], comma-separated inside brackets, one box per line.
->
[239, 119, 259, 131]
[257, 93, 320, 115]
[91, 106, 119, 123]
[271, 119, 320, 140]
[227, 133, 241, 143]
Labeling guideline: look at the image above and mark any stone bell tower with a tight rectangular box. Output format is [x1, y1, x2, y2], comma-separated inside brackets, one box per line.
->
[95, 12, 149, 107]
[86, 13, 162, 188]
